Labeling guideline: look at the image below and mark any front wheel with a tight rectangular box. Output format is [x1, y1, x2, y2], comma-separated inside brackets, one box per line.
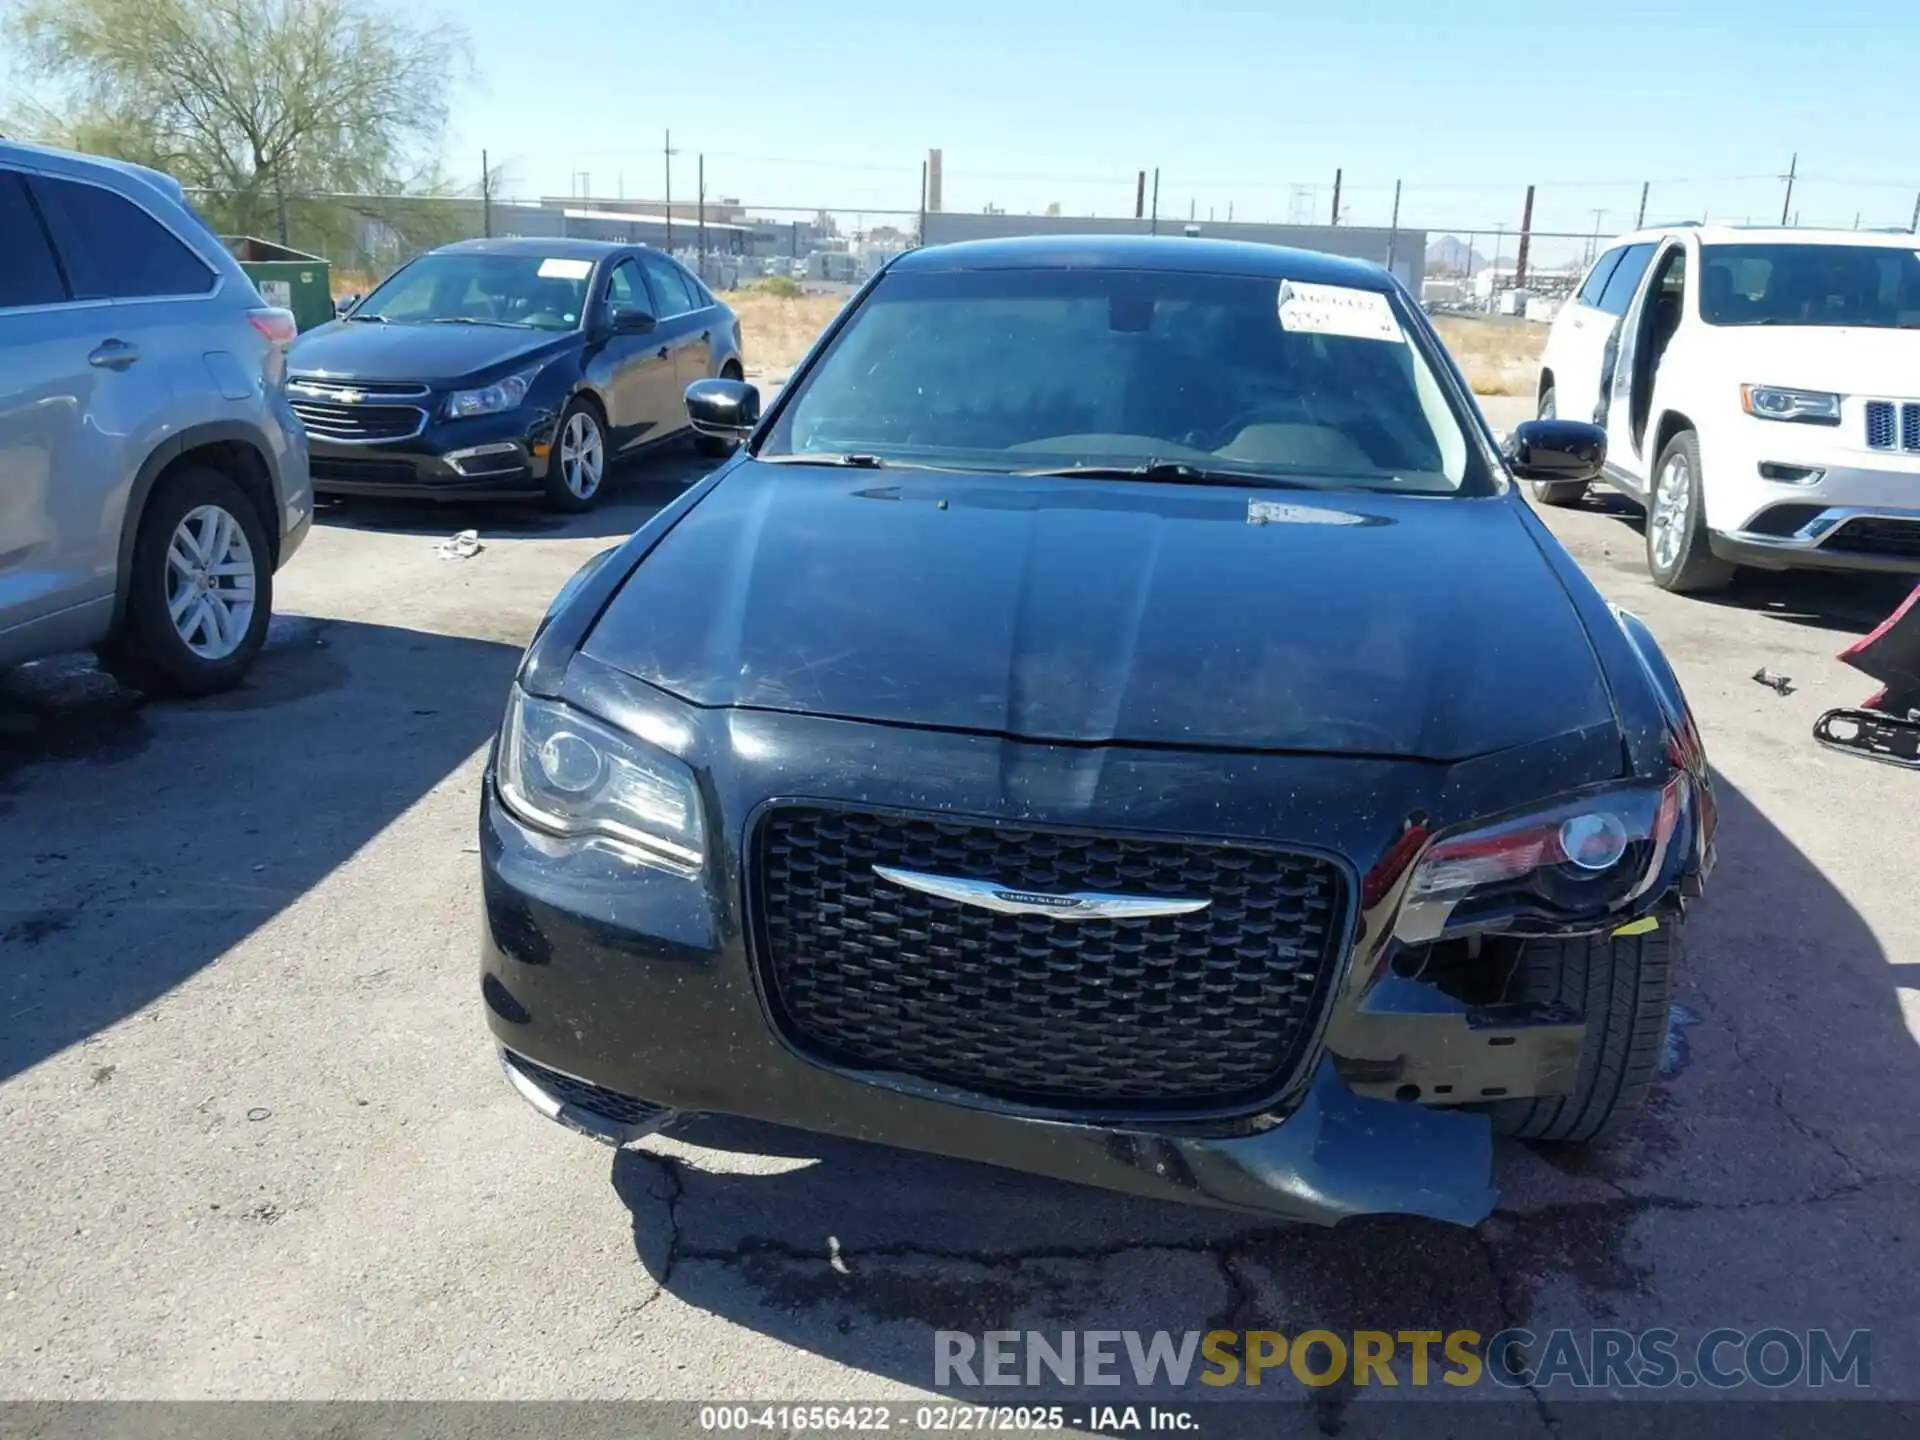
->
[98, 466, 273, 696]
[1526, 386, 1589, 506]
[1489, 926, 1678, 1144]
[1646, 430, 1733, 593]
[544, 401, 608, 512]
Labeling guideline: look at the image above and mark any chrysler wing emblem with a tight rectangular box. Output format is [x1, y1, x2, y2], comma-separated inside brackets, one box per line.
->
[871, 865, 1209, 921]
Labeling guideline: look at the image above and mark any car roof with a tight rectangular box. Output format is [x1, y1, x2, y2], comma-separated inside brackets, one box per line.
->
[890, 234, 1394, 290]
[1603, 223, 1920, 251]
[436, 236, 630, 260]
[0, 138, 188, 203]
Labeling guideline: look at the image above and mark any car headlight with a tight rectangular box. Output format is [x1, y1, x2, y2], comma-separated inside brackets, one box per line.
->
[495, 687, 704, 872]
[446, 364, 544, 419]
[1740, 384, 1841, 426]
[1389, 777, 1687, 944]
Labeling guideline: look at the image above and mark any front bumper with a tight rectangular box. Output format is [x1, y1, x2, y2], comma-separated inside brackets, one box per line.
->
[1711, 504, 1920, 574]
[476, 680, 1707, 1227]
[307, 408, 558, 500]
[481, 783, 1499, 1225]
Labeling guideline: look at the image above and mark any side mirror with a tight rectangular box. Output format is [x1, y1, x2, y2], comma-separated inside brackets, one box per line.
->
[334, 293, 361, 317]
[608, 305, 657, 335]
[1503, 419, 1606, 483]
[685, 377, 761, 441]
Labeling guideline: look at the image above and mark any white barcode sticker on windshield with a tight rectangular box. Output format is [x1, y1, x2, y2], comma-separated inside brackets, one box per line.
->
[1276, 281, 1404, 342]
[537, 258, 594, 280]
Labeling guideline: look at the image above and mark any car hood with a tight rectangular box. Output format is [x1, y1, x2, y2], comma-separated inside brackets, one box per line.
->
[580, 464, 1618, 761]
[1694, 324, 1920, 395]
[288, 319, 571, 387]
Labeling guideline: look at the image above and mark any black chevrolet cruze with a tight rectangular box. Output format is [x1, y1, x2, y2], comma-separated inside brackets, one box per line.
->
[288, 238, 743, 511]
[478, 236, 1714, 1226]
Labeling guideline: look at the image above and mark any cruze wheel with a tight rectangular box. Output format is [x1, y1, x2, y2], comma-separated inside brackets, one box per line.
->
[545, 401, 607, 512]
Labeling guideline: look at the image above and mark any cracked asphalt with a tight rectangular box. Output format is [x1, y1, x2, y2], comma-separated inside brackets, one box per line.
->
[3, 398, 1918, 1432]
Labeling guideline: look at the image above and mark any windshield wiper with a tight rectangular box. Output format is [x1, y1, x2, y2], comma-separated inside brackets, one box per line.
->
[1016, 459, 1315, 489]
[425, 316, 534, 328]
[345, 312, 388, 323]
[759, 452, 890, 468]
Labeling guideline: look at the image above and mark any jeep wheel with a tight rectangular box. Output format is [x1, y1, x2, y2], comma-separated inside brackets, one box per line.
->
[1489, 926, 1677, 1144]
[98, 466, 273, 697]
[1646, 430, 1733, 593]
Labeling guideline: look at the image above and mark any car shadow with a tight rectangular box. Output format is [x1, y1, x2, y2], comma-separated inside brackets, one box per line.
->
[314, 444, 725, 544]
[608, 767, 1919, 1410]
[0, 616, 522, 1083]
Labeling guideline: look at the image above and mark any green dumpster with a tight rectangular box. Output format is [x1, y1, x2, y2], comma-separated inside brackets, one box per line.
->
[223, 237, 334, 332]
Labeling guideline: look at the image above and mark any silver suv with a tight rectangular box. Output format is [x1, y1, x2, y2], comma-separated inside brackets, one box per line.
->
[0, 141, 312, 694]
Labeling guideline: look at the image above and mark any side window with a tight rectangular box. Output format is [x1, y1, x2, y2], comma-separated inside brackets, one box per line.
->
[606, 257, 652, 311]
[1596, 242, 1657, 316]
[640, 252, 697, 318]
[0, 171, 70, 308]
[1577, 249, 1624, 308]
[28, 175, 217, 301]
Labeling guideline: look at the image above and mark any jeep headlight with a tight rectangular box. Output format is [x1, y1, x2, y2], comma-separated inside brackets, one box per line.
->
[495, 688, 703, 872]
[1739, 384, 1841, 426]
[447, 364, 544, 419]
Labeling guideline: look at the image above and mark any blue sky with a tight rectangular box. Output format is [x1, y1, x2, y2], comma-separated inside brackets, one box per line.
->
[446, 0, 1920, 246]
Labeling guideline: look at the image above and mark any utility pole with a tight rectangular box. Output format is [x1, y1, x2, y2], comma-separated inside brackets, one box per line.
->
[1189, 198, 1196, 222]
[1910, 190, 1920, 234]
[1587, 207, 1606, 265]
[920, 160, 929, 245]
[481, 149, 492, 238]
[1854, 211, 1862, 230]
[1331, 168, 1342, 226]
[697, 154, 706, 283]
[1780, 152, 1797, 226]
[664, 130, 677, 251]
[1150, 168, 1159, 235]
[1515, 184, 1535, 289]
[1134, 170, 1145, 220]
[1385, 179, 1402, 275]
[1636, 181, 1649, 230]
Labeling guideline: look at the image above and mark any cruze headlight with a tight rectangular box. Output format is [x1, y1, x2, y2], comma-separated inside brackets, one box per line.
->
[447, 364, 544, 419]
[495, 688, 704, 872]
[1740, 384, 1841, 426]
[1389, 776, 1687, 944]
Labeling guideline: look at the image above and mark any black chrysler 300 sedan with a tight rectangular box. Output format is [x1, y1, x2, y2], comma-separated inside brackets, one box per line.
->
[479, 236, 1713, 1226]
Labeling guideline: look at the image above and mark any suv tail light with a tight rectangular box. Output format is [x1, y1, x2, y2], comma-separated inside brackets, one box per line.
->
[248, 308, 297, 346]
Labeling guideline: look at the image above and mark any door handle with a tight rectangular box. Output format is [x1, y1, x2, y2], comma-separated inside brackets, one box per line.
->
[89, 339, 140, 370]
[701, 330, 711, 341]
[657, 346, 670, 360]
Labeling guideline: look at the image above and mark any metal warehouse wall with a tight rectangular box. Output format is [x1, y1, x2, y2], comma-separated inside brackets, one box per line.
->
[920, 213, 1426, 291]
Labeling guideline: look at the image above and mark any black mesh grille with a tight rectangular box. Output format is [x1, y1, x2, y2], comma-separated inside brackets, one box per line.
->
[509, 1053, 667, 1127]
[750, 806, 1348, 1111]
[1830, 517, 1920, 558]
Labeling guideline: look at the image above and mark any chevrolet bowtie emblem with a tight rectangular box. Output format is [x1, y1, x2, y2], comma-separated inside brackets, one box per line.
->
[871, 865, 1209, 921]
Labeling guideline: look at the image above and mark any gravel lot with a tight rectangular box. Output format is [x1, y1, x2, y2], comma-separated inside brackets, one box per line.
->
[4, 401, 1919, 1431]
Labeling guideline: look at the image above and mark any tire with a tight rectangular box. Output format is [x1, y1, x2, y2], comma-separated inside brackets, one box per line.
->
[544, 399, 609, 512]
[695, 363, 744, 459]
[1526, 386, 1588, 507]
[1489, 926, 1677, 1144]
[1645, 429, 1733, 593]
[97, 466, 273, 697]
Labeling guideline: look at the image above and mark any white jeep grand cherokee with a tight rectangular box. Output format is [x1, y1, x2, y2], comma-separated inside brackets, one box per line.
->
[1535, 225, 1920, 591]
